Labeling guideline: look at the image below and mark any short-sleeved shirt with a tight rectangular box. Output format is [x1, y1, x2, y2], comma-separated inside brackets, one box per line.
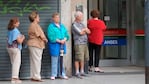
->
[7, 28, 22, 50]
[27, 22, 47, 49]
[72, 21, 88, 45]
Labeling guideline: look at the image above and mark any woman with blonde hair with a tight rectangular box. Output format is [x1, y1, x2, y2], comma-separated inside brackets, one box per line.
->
[27, 11, 48, 82]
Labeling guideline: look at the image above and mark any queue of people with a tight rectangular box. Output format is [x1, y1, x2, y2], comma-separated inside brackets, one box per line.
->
[6, 9, 106, 83]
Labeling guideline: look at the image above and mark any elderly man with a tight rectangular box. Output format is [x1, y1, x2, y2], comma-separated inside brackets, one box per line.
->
[72, 11, 90, 79]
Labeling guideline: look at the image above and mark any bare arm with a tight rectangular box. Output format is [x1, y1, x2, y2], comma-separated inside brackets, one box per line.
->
[85, 28, 91, 34]
[17, 35, 25, 44]
[73, 24, 86, 35]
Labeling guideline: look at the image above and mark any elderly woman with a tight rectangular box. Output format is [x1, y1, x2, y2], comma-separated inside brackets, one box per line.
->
[88, 9, 106, 72]
[7, 17, 25, 83]
[27, 11, 48, 82]
[47, 13, 69, 80]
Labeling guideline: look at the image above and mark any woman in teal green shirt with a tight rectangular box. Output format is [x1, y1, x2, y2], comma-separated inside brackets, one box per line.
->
[47, 13, 69, 80]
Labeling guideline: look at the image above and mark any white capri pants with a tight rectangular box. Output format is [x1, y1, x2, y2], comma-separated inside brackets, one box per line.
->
[7, 48, 21, 78]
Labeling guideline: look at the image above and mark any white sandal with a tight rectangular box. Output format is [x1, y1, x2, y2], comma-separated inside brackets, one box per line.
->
[11, 78, 22, 84]
[61, 76, 68, 80]
[50, 77, 55, 80]
[94, 67, 104, 73]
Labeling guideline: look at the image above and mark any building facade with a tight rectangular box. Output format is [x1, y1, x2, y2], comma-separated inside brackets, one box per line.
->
[0, 0, 144, 79]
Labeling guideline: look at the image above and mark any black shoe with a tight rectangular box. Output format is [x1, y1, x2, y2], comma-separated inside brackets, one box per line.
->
[88, 69, 93, 72]
[75, 74, 83, 79]
[88, 66, 94, 72]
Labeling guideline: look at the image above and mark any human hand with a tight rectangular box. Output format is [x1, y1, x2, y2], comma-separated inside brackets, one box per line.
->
[60, 39, 66, 44]
[80, 28, 86, 35]
[56, 39, 61, 43]
[17, 34, 25, 44]
[21, 35, 25, 40]
[85, 28, 91, 34]
[44, 39, 48, 43]
[82, 28, 86, 32]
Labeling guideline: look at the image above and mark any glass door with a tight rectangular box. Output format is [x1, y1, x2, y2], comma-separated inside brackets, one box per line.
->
[88, 0, 145, 66]
[88, 0, 131, 66]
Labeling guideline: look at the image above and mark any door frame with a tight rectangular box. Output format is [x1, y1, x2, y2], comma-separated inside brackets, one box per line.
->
[88, 0, 136, 66]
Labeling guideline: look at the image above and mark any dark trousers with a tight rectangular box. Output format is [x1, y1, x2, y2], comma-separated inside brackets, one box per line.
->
[89, 42, 101, 67]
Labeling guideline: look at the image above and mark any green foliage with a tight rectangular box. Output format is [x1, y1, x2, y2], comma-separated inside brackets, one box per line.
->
[0, 0, 50, 16]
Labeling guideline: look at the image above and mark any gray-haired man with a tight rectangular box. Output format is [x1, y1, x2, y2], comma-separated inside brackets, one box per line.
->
[72, 11, 90, 79]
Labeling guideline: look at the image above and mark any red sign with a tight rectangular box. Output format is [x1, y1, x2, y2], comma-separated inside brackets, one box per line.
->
[104, 29, 126, 36]
[135, 29, 144, 36]
[103, 29, 144, 36]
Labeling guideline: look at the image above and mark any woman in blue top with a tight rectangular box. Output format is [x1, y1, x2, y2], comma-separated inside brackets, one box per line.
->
[47, 13, 69, 80]
[7, 17, 25, 83]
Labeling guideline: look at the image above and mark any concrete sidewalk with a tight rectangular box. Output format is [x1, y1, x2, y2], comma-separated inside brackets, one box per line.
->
[0, 66, 145, 84]
[0, 74, 145, 84]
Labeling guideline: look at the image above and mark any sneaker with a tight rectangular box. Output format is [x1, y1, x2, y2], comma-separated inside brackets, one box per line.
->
[50, 77, 55, 80]
[61, 76, 68, 80]
[75, 74, 83, 79]
[94, 67, 104, 73]
[11, 78, 22, 84]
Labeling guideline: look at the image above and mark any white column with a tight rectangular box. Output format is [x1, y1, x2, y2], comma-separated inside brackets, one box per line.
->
[61, 0, 87, 76]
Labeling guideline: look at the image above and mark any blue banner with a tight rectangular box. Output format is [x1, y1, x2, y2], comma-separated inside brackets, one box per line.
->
[102, 38, 127, 46]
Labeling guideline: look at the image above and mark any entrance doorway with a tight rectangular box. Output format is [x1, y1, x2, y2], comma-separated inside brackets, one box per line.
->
[88, 0, 144, 66]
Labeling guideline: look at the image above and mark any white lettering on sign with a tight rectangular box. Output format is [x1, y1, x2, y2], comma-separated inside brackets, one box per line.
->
[104, 40, 118, 44]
